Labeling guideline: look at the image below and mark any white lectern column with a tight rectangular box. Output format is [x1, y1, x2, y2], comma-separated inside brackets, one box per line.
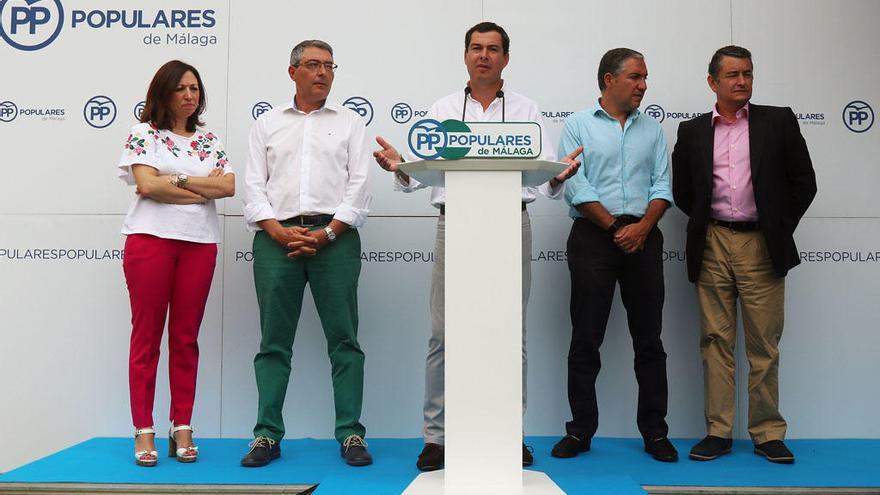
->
[445, 170, 522, 494]
[401, 160, 566, 495]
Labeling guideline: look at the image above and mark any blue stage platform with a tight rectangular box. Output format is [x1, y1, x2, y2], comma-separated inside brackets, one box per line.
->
[2, 437, 878, 494]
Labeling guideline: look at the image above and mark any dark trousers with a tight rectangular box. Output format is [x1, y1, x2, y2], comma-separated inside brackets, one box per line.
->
[565, 218, 669, 440]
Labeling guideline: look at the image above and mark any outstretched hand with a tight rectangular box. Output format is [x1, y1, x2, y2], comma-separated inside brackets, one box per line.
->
[373, 136, 402, 172]
[555, 146, 584, 184]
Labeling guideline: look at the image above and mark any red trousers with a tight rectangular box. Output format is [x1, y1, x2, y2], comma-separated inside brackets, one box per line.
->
[123, 234, 217, 428]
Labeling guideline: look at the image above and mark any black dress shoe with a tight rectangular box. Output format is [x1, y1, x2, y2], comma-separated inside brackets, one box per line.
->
[416, 443, 444, 471]
[689, 435, 733, 461]
[645, 437, 679, 462]
[754, 440, 794, 464]
[341, 435, 373, 466]
[240, 436, 280, 467]
[523, 443, 534, 466]
[551, 434, 591, 458]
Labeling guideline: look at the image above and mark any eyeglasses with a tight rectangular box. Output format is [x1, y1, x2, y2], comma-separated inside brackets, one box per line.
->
[294, 60, 338, 72]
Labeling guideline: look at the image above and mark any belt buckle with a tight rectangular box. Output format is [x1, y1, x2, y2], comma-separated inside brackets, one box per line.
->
[299, 216, 318, 227]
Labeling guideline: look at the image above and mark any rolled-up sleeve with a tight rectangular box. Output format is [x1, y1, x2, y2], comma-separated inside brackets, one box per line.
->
[334, 117, 372, 227]
[648, 126, 674, 206]
[243, 116, 276, 231]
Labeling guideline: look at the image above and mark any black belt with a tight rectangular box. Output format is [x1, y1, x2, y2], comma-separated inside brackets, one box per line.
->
[280, 214, 334, 226]
[439, 202, 527, 215]
[711, 218, 760, 231]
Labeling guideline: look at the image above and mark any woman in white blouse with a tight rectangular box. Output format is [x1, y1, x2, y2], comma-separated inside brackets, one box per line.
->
[118, 60, 234, 467]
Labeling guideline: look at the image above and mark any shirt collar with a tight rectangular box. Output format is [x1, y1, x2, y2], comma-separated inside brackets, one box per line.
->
[288, 98, 338, 115]
[711, 102, 749, 126]
[464, 82, 508, 105]
[591, 98, 641, 122]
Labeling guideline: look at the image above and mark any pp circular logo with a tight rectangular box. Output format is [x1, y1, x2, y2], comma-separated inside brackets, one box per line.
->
[0, 100, 19, 122]
[391, 102, 413, 124]
[408, 119, 448, 160]
[645, 104, 665, 123]
[842, 100, 873, 133]
[252, 101, 272, 120]
[343, 96, 373, 126]
[133, 101, 145, 121]
[0, 0, 64, 51]
[83, 95, 116, 129]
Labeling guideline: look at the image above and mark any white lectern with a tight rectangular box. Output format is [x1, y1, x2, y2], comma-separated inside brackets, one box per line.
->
[401, 159, 567, 495]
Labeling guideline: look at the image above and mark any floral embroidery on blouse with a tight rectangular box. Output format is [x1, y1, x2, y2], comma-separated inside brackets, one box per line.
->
[124, 133, 147, 156]
[161, 135, 181, 157]
[141, 122, 181, 157]
[215, 149, 228, 168]
[189, 132, 219, 162]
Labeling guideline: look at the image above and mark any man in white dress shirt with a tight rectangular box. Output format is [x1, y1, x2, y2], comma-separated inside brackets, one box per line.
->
[240, 39, 373, 468]
[374, 21, 582, 471]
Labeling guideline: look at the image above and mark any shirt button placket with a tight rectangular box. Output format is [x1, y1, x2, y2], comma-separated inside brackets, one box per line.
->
[301, 116, 312, 212]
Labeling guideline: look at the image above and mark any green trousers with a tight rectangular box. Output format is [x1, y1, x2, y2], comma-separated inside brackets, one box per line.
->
[251, 226, 366, 444]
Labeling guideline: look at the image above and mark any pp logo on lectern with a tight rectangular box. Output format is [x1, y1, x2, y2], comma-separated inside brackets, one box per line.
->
[843, 100, 873, 133]
[0, 100, 19, 122]
[343, 96, 373, 126]
[408, 119, 448, 160]
[252, 101, 272, 120]
[83, 95, 116, 128]
[645, 104, 665, 123]
[0, 0, 65, 51]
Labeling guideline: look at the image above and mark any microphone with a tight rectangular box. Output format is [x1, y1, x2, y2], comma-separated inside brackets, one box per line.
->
[496, 90, 505, 122]
[462, 86, 471, 121]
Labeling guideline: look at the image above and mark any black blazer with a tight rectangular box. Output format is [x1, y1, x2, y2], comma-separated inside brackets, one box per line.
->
[671, 104, 817, 282]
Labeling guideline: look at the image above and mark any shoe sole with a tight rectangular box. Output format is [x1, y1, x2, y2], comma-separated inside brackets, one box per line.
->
[344, 458, 373, 467]
[551, 450, 587, 459]
[689, 448, 732, 461]
[417, 463, 443, 472]
[753, 448, 794, 464]
[646, 451, 679, 462]
[241, 451, 281, 468]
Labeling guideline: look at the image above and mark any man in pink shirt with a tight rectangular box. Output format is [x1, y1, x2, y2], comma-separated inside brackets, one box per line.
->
[672, 46, 816, 464]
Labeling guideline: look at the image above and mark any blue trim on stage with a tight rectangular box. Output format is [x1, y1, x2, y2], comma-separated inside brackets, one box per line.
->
[2, 437, 878, 494]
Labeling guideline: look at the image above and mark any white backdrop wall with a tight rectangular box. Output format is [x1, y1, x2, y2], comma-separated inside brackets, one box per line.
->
[1, 0, 878, 473]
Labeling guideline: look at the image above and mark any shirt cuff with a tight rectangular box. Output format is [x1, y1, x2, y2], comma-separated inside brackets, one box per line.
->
[244, 202, 277, 232]
[648, 190, 674, 207]
[334, 203, 369, 228]
[393, 172, 422, 192]
[567, 188, 600, 207]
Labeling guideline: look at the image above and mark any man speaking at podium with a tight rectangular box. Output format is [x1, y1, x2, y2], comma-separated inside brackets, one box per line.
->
[373, 21, 581, 471]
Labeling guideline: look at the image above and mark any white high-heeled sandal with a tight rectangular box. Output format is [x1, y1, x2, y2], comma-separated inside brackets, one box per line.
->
[169, 424, 199, 463]
[134, 427, 158, 467]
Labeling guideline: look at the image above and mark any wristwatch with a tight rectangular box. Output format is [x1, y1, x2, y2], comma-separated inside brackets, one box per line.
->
[607, 218, 625, 235]
[323, 226, 337, 242]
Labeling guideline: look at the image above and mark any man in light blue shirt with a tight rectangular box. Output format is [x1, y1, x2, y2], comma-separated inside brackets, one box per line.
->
[551, 48, 677, 463]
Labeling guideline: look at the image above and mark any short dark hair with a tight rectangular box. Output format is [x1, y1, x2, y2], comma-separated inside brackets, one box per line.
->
[708, 45, 752, 80]
[597, 48, 644, 91]
[464, 21, 510, 54]
[140, 60, 205, 132]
